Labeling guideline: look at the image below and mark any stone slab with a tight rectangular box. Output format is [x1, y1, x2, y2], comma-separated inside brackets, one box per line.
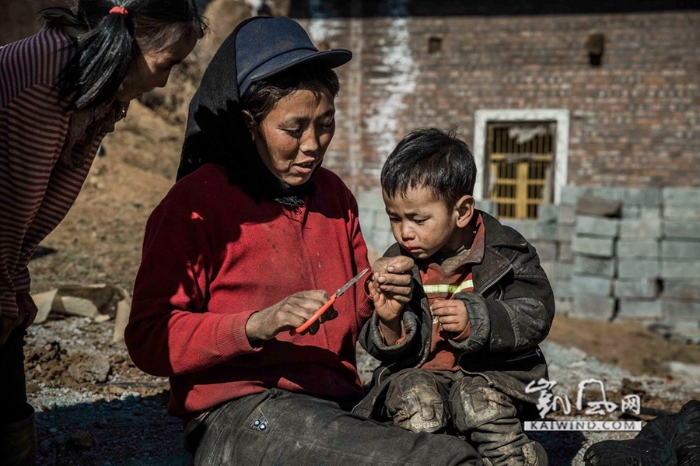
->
[616, 239, 659, 259]
[619, 218, 662, 239]
[572, 295, 616, 320]
[573, 256, 616, 277]
[662, 280, 700, 301]
[571, 275, 613, 297]
[617, 259, 659, 279]
[663, 220, 700, 240]
[661, 239, 700, 260]
[661, 261, 700, 279]
[614, 278, 659, 299]
[575, 215, 620, 237]
[572, 235, 615, 258]
[617, 299, 663, 319]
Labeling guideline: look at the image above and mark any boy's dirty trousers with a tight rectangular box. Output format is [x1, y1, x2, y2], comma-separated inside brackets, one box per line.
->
[0, 325, 37, 465]
[382, 369, 545, 466]
[184, 388, 485, 465]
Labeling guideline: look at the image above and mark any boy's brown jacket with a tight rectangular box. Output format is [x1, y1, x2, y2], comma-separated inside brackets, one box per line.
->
[353, 211, 555, 419]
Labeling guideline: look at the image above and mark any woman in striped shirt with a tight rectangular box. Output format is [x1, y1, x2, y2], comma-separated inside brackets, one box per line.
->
[0, 1, 204, 463]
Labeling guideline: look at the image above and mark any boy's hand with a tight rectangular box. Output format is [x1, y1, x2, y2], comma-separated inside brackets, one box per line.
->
[369, 256, 414, 342]
[431, 299, 469, 336]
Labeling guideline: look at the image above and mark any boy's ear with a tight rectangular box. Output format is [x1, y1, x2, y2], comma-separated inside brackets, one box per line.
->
[454, 195, 475, 228]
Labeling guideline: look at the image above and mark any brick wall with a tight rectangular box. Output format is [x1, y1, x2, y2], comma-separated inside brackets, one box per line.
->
[297, 9, 700, 192]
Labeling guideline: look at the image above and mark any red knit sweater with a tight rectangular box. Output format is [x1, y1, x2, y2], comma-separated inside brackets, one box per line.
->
[125, 164, 372, 423]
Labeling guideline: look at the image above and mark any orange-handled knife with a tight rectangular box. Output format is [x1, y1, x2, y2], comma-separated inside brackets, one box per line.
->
[290, 268, 370, 336]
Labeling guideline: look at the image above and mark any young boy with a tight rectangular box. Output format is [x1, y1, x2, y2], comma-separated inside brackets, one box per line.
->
[355, 128, 555, 466]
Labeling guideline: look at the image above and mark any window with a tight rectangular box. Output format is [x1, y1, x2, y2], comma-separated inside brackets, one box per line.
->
[473, 109, 570, 218]
[486, 122, 555, 219]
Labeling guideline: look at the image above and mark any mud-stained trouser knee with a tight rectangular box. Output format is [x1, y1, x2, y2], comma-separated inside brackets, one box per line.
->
[450, 376, 548, 466]
[384, 368, 449, 434]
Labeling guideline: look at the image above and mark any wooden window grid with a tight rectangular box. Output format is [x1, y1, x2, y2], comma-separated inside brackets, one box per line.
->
[486, 123, 556, 220]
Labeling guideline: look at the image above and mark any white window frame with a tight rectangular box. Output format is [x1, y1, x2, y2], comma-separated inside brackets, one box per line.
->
[473, 109, 570, 204]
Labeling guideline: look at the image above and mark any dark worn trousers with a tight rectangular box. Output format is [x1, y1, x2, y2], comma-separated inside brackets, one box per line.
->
[185, 388, 484, 466]
[0, 325, 32, 425]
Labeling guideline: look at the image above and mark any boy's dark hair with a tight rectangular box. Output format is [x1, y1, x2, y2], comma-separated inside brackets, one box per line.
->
[241, 65, 340, 124]
[381, 127, 477, 208]
[42, 0, 206, 111]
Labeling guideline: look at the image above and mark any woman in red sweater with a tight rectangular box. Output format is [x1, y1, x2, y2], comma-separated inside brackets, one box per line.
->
[125, 16, 484, 465]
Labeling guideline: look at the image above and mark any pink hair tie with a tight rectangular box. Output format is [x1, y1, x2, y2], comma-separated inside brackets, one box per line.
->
[109, 6, 129, 16]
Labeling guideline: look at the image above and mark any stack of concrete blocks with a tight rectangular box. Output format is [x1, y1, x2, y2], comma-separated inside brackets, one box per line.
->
[504, 186, 699, 342]
[659, 189, 700, 333]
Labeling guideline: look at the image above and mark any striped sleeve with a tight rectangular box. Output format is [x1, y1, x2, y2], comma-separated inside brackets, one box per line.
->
[0, 27, 76, 319]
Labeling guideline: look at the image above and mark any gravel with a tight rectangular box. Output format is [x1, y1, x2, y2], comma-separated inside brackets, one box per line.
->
[24, 318, 700, 466]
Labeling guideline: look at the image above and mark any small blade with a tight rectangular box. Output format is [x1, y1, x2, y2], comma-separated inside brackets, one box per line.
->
[335, 268, 370, 297]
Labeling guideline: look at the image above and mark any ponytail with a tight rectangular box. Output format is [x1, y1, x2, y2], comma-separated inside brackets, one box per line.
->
[42, 0, 204, 112]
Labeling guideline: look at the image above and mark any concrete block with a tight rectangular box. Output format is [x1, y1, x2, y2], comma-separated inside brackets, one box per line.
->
[619, 218, 662, 239]
[572, 235, 615, 258]
[573, 256, 616, 277]
[662, 300, 700, 321]
[661, 261, 700, 279]
[621, 205, 640, 219]
[663, 205, 700, 220]
[575, 215, 620, 237]
[661, 280, 700, 301]
[572, 295, 616, 320]
[614, 278, 659, 299]
[617, 299, 663, 319]
[640, 207, 662, 219]
[560, 186, 580, 205]
[555, 262, 574, 281]
[616, 239, 659, 259]
[553, 280, 574, 300]
[662, 240, 700, 260]
[557, 225, 575, 243]
[577, 196, 622, 217]
[571, 275, 613, 297]
[536, 223, 558, 241]
[537, 204, 559, 225]
[617, 259, 660, 279]
[531, 241, 557, 262]
[620, 188, 661, 207]
[585, 187, 624, 200]
[558, 204, 577, 225]
[501, 220, 538, 241]
[662, 188, 700, 205]
[622, 206, 661, 220]
[559, 242, 574, 263]
[664, 220, 700, 239]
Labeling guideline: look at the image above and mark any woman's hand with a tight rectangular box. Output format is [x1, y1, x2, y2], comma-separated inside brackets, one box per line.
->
[368, 256, 414, 344]
[245, 290, 336, 341]
[0, 293, 38, 345]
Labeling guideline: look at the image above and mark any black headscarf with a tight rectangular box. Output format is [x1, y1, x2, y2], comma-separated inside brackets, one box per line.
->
[177, 17, 349, 206]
